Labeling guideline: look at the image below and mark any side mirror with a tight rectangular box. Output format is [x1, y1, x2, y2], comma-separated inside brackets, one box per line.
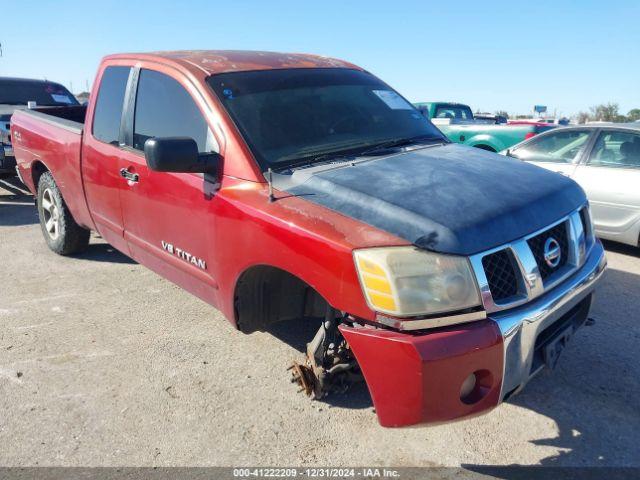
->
[144, 137, 221, 176]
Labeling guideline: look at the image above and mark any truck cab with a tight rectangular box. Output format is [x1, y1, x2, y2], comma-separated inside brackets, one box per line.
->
[11, 51, 606, 427]
[414, 102, 476, 123]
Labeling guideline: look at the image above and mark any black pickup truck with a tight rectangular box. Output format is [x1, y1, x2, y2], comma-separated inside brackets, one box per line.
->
[0, 77, 78, 175]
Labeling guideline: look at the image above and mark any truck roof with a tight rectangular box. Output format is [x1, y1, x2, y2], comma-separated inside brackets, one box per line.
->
[0, 76, 67, 87]
[104, 50, 362, 76]
[414, 102, 470, 107]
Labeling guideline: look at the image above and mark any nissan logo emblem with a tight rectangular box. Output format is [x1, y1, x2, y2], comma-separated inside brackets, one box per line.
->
[544, 237, 562, 268]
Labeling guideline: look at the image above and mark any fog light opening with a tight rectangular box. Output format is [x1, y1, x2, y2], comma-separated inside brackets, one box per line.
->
[460, 373, 477, 399]
[460, 369, 494, 405]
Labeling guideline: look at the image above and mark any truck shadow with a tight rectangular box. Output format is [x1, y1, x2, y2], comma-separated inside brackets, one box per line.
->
[464, 266, 640, 471]
[75, 242, 137, 265]
[0, 202, 38, 226]
[0, 176, 38, 227]
[0, 175, 29, 196]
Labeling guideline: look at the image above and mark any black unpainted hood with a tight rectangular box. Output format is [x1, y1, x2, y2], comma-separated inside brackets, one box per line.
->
[277, 143, 586, 256]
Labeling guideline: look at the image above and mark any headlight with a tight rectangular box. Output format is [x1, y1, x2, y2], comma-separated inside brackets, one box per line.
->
[354, 246, 481, 317]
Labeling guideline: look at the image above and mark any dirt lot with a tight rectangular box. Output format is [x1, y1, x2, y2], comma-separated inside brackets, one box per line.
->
[0, 175, 638, 467]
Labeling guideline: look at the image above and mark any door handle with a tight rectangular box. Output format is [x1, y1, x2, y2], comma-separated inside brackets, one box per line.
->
[119, 168, 139, 183]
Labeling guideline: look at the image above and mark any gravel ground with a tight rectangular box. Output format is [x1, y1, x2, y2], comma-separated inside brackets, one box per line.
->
[0, 175, 638, 467]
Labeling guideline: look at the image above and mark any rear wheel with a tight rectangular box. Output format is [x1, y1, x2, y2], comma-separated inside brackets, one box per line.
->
[37, 171, 90, 255]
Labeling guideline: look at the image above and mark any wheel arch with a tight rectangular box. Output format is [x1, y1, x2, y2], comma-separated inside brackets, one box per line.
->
[30, 159, 51, 194]
[233, 264, 330, 334]
[466, 133, 502, 152]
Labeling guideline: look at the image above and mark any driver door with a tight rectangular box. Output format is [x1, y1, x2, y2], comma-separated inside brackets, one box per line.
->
[118, 67, 220, 304]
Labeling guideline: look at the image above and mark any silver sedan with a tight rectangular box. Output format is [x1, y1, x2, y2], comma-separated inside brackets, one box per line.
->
[503, 123, 640, 247]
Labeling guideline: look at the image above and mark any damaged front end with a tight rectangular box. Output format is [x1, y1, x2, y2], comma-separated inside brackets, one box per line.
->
[291, 310, 504, 427]
[289, 307, 363, 399]
[339, 319, 504, 427]
[290, 238, 606, 428]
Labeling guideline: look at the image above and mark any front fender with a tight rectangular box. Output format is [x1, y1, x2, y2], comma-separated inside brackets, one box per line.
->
[210, 179, 409, 326]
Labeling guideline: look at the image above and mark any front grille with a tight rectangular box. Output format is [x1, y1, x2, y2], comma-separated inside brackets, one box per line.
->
[473, 208, 587, 313]
[527, 221, 569, 280]
[481, 249, 519, 302]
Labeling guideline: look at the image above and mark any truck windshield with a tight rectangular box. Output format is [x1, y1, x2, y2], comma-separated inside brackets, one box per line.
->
[0, 79, 79, 107]
[207, 68, 445, 170]
[434, 104, 474, 121]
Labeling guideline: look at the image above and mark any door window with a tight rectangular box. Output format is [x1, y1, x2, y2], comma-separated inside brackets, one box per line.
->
[509, 129, 590, 163]
[133, 69, 212, 153]
[587, 130, 640, 168]
[92, 66, 132, 145]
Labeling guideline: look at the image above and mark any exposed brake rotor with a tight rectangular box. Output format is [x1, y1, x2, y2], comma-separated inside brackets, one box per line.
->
[288, 361, 319, 398]
[288, 308, 363, 400]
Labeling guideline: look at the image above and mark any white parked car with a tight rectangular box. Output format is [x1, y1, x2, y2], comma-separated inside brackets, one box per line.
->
[503, 124, 640, 247]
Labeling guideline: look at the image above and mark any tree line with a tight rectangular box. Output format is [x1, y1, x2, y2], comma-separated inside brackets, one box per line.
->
[575, 103, 640, 124]
[493, 104, 639, 124]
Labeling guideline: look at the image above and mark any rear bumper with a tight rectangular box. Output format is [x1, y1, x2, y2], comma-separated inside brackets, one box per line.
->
[341, 240, 606, 427]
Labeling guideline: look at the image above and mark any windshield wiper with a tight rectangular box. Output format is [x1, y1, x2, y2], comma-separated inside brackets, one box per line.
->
[273, 152, 353, 172]
[271, 135, 445, 172]
[274, 143, 372, 171]
[358, 135, 445, 157]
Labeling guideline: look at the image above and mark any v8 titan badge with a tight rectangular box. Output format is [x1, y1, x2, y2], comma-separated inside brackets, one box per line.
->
[161, 241, 206, 270]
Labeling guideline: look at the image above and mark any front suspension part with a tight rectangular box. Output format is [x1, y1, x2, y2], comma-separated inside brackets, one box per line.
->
[289, 307, 362, 399]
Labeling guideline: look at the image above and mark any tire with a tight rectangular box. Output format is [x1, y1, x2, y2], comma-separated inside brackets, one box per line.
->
[37, 171, 90, 255]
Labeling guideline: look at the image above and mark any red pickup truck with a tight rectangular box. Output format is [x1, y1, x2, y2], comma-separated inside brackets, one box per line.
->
[11, 51, 606, 427]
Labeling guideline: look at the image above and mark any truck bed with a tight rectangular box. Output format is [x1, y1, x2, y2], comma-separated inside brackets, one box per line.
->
[21, 105, 87, 132]
[11, 105, 94, 230]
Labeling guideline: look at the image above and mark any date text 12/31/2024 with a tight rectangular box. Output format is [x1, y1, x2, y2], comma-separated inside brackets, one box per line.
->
[233, 468, 400, 478]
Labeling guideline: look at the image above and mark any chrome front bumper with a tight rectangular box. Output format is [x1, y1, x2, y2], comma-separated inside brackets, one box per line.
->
[491, 239, 607, 399]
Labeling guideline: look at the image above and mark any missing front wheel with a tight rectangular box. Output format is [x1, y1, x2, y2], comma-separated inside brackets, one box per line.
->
[289, 307, 363, 399]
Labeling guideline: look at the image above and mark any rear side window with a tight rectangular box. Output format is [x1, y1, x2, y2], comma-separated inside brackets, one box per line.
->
[133, 69, 209, 152]
[92, 66, 131, 145]
[588, 130, 640, 168]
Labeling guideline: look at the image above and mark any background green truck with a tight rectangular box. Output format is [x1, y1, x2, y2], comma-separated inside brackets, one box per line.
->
[414, 102, 556, 152]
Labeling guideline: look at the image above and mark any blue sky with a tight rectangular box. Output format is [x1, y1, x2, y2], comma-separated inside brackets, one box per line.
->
[2, 0, 639, 117]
